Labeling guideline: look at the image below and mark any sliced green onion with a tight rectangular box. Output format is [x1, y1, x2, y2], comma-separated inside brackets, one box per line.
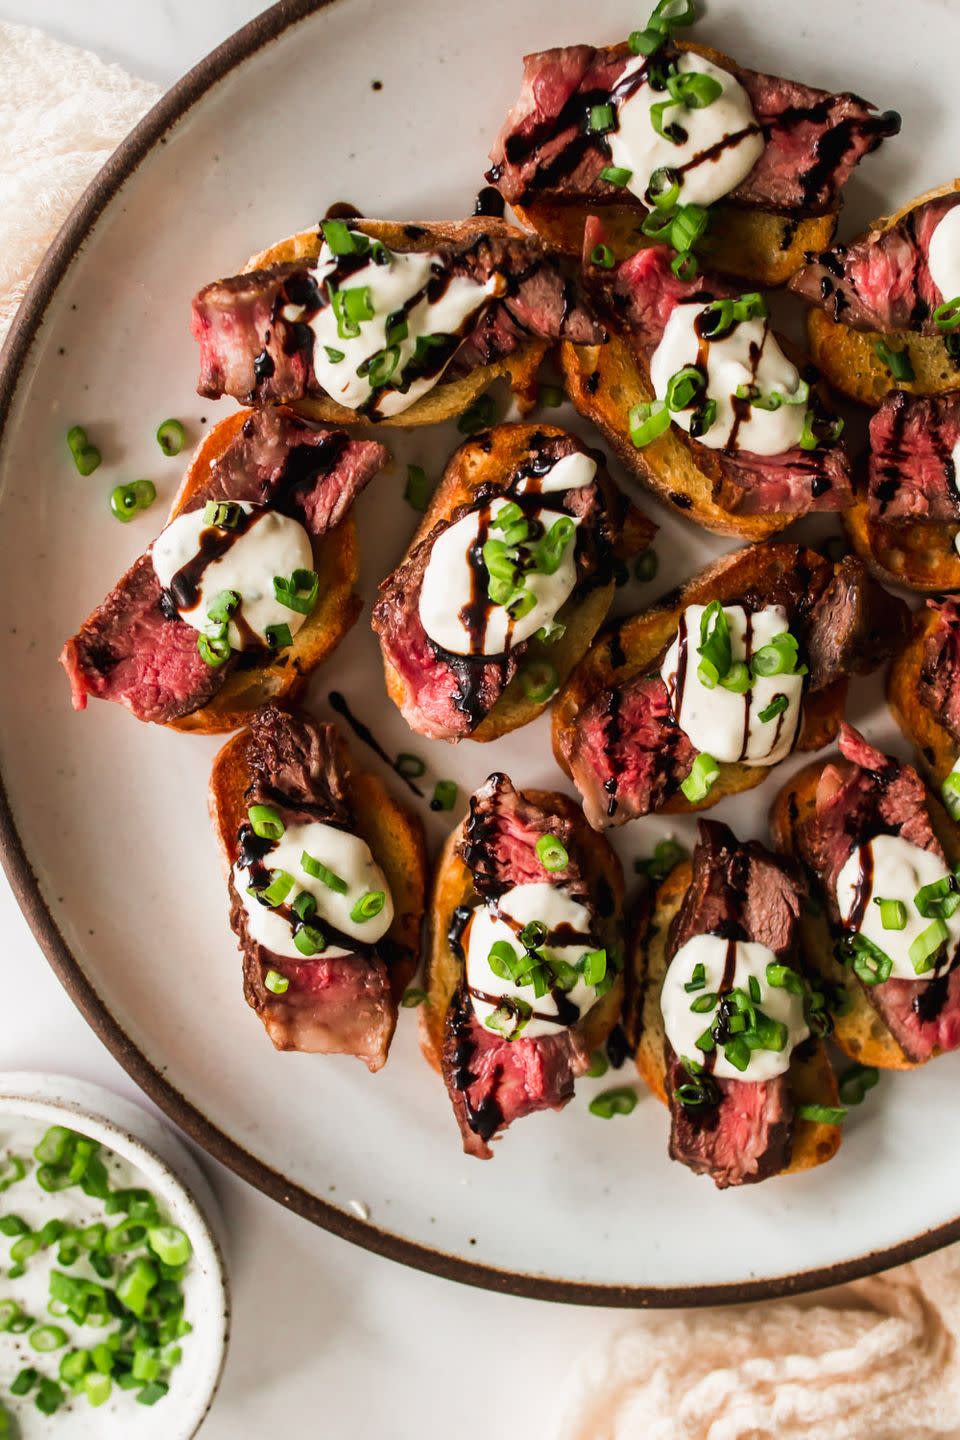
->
[647, 166, 680, 209]
[203, 499, 243, 529]
[84, 1371, 112, 1408]
[0, 1302, 20, 1332]
[294, 926, 326, 957]
[249, 869, 294, 908]
[588, 103, 615, 133]
[537, 382, 565, 408]
[207, 589, 240, 627]
[683, 963, 707, 993]
[323, 345, 345, 364]
[732, 292, 767, 323]
[757, 694, 789, 724]
[636, 838, 687, 883]
[665, 364, 705, 412]
[536, 834, 569, 872]
[155, 419, 185, 457]
[697, 600, 731, 688]
[680, 753, 720, 803]
[328, 283, 374, 339]
[628, 400, 670, 448]
[910, 918, 949, 975]
[668, 70, 723, 109]
[719, 661, 750, 694]
[197, 632, 231, 668]
[689, 991, 718, 1014]
[588, 1087, 637, 1119]
[484, 996, 532, 1041]
[934, 297, 960, 333]
[137, 1381, 169, 1407]
[533, 515, 576, 576]
[457, 393, 496, 435]
[796, 1103, 847, 1125]
[671, 251, 698, 281]
[248, 804, 284, 841]
[396, 752, 425, 779]
[66, 425, 101, 476]
[320, 219, 367, 255]
[600, 165, 633, 187]
[635, 548, 658, 582]
[942, 766, 960, 821]
[875, 339, 915, 381]
[487, 941, 520, 982]
[914, 875, 960, 919]
[520, 661, 560, 703]
[581, 949, 607, 986]
[697, 298, 735, 339]
[58, 1349, 90, 1383]
[29, 1324, 68, 1353]
[266, 622, 293, 650]
[651, 98, 685, 144]
[842, 933, 893, 987]
[35, 1379, 64, 1415]
[292, 891, 316, 923]
[265, 969, 289, 995]
[0, 1156, 26, 1193]
[586, 1050, 609, 1078]
[401, 987, 429, 1008]
[110, 481, 156, 523]
[146, 1226, 192, 1268]
[350, 891, 386, 923]
[590, 243, 616, 269]
[874, 897, 907, 931]
[751, 631, 804, 678]
[300, 852, 348, 893]
[838, 1062, 880, 1107]
[404, 464, 431, 512]
[273, 567, 320, 615]
[115, 1258, 158, 1318]
[431, 780, 458, 812]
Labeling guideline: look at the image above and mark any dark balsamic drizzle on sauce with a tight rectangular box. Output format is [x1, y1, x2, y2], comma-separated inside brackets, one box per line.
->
[327, 690, 424, 797]
[474, 186, 505, 218]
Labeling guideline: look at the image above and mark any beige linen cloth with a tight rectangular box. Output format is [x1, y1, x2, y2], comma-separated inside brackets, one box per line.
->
[3, 18, 960, 1439]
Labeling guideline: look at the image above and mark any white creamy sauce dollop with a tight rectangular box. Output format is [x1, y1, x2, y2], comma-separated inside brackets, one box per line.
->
[309, 238, 498, 417]
[650, 302, 807, 455]
[152, 503, 313, 649]
[235, 820, 393, 962]
[926, 204, 960, 304]
[418, 496, 580, 657]
[661, 934, 809, 1082]
[514, 451, 597, 495]
[607, 51, 764, 209]
[465, 881, 599, 1040]
[660, 603, 803, 766]
[836, 834, 960, 982]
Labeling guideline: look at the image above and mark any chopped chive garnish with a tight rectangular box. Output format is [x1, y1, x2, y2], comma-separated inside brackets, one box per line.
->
[600, 165, 632, 187]
[294, 926, 326, 957]
[274, 568, 320, 616]
[300, 852, 348, 893]
[197, 632, 231, 668]
[247, 805, 284, 841]
[66, 425, 101, 476]
[431, 780, 458, 812]
[520, 660, 559, 704]
[249, 869, 294, 908]
[535, 834, 569, 872]
[155, 419, 185, 457]
[875, 897, 907, 931]
[265, 969, 289, 995]
[110, 481, 156, 523]
[590, 243, 616, 269]
[350, 891, 386, 923]
[588, 1087, 637, 1119]
[680, 752, 719, 803]
[628, 399, 670, 448]
[266, 622, 294, 650]
[203, 499, 243, 529]
[910, 918, 949, 975]
[586, 1050, 609, 1078]
[588, 102, 615, 134]
[29, 1325, 68, 1353]
[757, 694, 789, 724]
[404, 464, 431, 512]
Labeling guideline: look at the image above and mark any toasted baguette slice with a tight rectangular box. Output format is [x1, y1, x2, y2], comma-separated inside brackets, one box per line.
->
[888, 605, 957, 790]
[420, 790, 625, 1073]
[377, 423, 654, 743]
[553, 543, 846, 815]
[805, 181, 960, 406]
[244, 218, 548, 428]
[209, 715, 427, 1018]
[167, 411, 363, 735]
[842, 490, 960, 594]
[513, 40, 837, 290]
[770, 761, 960, 1069]
[633, 859, 841, 1176]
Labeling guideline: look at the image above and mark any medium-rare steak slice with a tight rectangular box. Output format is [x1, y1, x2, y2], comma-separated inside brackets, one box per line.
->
[663, 821, 801, 1187]
[868, 391, 960, 523]
[488, 40, 898, 214]
[795, 724, 960, 1062]
[804, 556, 909, 690]
[61, 410, 386, 724]
[920, 600, 960, 746]
[790, 194, 960, 334]
[227, 708, 398, 1070]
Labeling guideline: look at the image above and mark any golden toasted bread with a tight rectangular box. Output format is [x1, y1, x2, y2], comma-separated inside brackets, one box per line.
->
[553, 543, 846, 816]
[770, 760, 960, 1069]
[209, 714, 427, 1017]
[805, 181, 960, 406]
[888, 604, 956, 789]
[166, 411, 363, 735]
[420, 789, 626, 1073]
[842, 490, 960, 594]
[376, 423, 655, 743]
[511, 41, 837, 289]
[244, 218, 549, 427]
[632, 858, 842, 1175]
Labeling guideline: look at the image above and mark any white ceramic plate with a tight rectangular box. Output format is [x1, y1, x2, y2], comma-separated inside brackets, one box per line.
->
[1, 0, 958, 1305]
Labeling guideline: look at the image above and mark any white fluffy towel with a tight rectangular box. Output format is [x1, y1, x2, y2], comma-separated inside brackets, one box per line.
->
[2, 16, 960, 1440]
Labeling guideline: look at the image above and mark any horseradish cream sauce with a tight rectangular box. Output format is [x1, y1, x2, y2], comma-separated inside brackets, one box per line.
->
[309, 238, 499, 418]
[927, 204, 960, 304]
[660, 604, 803, 766]
[607, 51, 764, 210]
[152, 503, 312, 649]
[465, 882, 599, 1039]
[836, 834, 960, 982]
[661, 934, 809, 1082]
[418, 496, 580, 656]
[514, 451, 597, 495]
[235, 821, 393, 961]
[650, 302, 807, 454]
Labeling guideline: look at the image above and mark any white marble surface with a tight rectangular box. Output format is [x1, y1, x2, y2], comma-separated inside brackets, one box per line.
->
[0, 2, 630, 1435]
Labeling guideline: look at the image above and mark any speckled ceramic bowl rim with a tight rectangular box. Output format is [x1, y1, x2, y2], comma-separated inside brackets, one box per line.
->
[0, 1072, 229, 1436]
[2, 0, 960, 1308]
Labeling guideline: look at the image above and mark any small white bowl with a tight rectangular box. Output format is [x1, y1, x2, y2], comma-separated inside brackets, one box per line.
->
[0, 1072, 229, 1438]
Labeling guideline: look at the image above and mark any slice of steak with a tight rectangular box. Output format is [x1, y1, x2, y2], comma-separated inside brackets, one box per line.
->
[795, 723, 958, 1062]
[805, 556, 909, 691]
[61, 412, 386, 724]
[589, 240, 852, 516]
[919, 600, 960, 745]
[371, 433, 626, 741]
[868, 390, 960, 523]
[665, 820, 801, 1187]
[488, 41, 898, 214]
[790, 194, 960, 333]
[192, 229, 604, 406]
[441, 774, 595, 1156]
[563, 673, 697, 829]
[229, 707, 397, 1071]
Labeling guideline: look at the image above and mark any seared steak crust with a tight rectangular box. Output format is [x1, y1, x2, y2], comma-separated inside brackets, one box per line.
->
[920, 600, 960, 745]
[868, 390, 960, 523]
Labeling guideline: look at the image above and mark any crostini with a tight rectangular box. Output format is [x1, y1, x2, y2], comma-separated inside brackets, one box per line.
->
[371, 423, 655, 742]
[487, 0, 899, 287]
[560, 231, 852, 537]
[421, 772, 626, 1157]
[791, 181, 960, 405]
[771, 723, 960, 1069]
[634, 819, 842, 1188]
[209, 706, 426, 1071]
[61, 409, 385, 733]
[842, 389, 960, 592]
[888, 598, 960, 807]
[191, 216, 604, 427]
[553, 543, 907, 828]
